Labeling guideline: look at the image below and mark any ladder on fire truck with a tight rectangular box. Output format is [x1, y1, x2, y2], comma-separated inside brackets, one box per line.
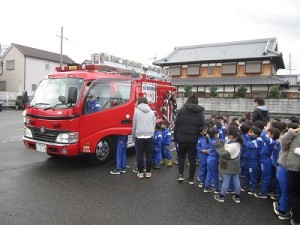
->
[90, 52, 171, 82]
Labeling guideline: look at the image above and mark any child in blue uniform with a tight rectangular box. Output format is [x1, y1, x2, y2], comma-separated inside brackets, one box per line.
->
[196, 125, 210, 188]
[152, 123, 163, 169]
[242, 126, 264, 194]
[204, 127, 220, 193]
[240, 123, 251, 179]
[161, 121, 173, 167]
[110, 135, 128, 175]
[254, 127, 280, 198]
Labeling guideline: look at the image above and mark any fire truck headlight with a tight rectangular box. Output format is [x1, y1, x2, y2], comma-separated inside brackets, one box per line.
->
[56, 132, 79, 144]
[24, 127, 33, 138]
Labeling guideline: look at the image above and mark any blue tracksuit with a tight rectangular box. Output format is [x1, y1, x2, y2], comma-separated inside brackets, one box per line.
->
[161, 128, 172, 160]
[152, 130, 162, 166]
[277, 165, 289, 212]
[217, 128, 225, 142]
[271, 139, 281, 194]
[241, 133, 250, 177]
[260, 130, 276, 195]
[196, 135, 210, 183]
[205, 138, 219, 190]
[115, 135, 128, 170]
[243, 136, 264, 192]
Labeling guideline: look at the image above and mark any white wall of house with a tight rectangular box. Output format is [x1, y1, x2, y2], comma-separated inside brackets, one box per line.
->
[25, 58, 61, 94]
[0, 47, 24, 93]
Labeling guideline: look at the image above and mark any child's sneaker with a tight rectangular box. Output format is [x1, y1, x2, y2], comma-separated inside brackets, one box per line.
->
[161, 159, 167, 165]
[214, 194, 225, 202]
[173, 159, 178, 165]
[145, 172, 151, 178]
[153, 165, 161, 169]
[198, 182, 204, 188]
[204, 187, 214, 193]
[254, 193, 268, 199]
[167, 160, 173, 167]
[248, 191, 255, 195]
[177, 174, 184, 182]
[214, 189, 220, 194]
[132, 168, 139, 173]
[273, 202, 293, 220]
[241, 187, 250, 192]
[271, 194, 280, 201]
[232, 195, 240, 203]
[120, 168, 126, 173]
[110, 169, 121, 175]
[137, 173, 144, 179]
[290, 219, 300, 225]
[186, 178, 194, 185]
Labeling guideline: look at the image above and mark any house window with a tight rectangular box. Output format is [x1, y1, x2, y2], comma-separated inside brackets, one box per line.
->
[245, 61, 262, 73]
[45, 63, 50, 70]
[208, 66, 214, 75]
[187, 64, 200, 76]
[32, 84, 37, 91]
[222, 63, 237, 74]
[0, 81, 6, 90]
[169, 66, 181, 76]
[6, 60, 15, 70]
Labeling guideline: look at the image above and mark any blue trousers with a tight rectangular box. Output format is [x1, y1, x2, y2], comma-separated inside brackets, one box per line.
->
[198, 153, 208, 183]
[244, 159, 259, 192]
[161, 144, 172, 160]
[205, 155, 219, 190]
[152, 148, 162, 166]
[277, 165, 289, 212]
[260, 157, 272, 194]
[116, 142, 127, 170]
[221, 173, 241, 196]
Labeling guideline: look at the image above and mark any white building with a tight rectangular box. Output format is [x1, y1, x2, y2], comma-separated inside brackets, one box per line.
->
[0, 43, 76, 93]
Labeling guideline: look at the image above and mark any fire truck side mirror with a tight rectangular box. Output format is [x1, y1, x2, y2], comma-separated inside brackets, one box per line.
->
[68, 87, 78, 104]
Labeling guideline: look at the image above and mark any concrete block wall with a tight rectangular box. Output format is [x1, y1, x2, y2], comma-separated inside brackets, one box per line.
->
[176, 97, 300, 119]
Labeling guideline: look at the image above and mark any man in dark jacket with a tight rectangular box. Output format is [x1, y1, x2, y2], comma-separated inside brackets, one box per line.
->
[252, 97, 269, 126]
[174, 93, 205, 184]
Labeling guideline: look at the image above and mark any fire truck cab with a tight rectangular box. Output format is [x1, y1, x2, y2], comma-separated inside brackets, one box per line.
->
[22, 64, 176, 165]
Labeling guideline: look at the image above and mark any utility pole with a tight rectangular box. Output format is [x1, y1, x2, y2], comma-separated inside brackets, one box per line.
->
[56, 27, 68, 68]
[287, 53, 295, 75]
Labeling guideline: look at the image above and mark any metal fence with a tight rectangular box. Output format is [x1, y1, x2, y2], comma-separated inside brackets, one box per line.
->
[0, 92, 21, 107]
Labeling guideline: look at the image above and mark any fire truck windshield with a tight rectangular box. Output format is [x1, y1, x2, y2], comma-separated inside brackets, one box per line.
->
[30, 78, 83, 109]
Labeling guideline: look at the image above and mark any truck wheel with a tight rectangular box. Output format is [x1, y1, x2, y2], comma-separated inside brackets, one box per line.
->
[16, 104, 19, 110]
[89, 137, 115, 165]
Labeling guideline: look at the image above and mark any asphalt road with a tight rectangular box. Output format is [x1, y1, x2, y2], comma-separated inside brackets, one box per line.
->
[0, 110, 290, 225]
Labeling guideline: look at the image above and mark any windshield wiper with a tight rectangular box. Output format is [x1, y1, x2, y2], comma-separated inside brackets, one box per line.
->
[29, 103, 50, 108]
[43, 103, 70, 111]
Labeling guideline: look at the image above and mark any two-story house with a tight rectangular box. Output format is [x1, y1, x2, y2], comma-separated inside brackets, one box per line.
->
[0, 43, 76, 94]
[154, 37, 290, 98]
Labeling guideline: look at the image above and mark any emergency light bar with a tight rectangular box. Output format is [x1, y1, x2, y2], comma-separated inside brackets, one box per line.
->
[55, 64, 101, 72]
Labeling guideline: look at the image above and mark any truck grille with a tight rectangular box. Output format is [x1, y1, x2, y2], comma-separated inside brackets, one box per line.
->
[31, 127, 70, 143]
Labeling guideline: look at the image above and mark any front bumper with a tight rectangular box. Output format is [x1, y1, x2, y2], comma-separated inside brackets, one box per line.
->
[23, 137, 79, 156]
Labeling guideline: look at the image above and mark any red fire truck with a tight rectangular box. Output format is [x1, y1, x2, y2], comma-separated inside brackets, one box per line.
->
[22, 64, 177, 165]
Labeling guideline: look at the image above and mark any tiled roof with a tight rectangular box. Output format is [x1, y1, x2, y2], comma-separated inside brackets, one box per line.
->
[154, 38, 284, 69]
[171, 75, 288, 86]
[277, 74, 300, 86]
[11, 43, 76, 64]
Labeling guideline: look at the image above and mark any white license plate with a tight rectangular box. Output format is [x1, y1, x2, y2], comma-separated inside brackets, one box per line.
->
[36, 142, 47, 153]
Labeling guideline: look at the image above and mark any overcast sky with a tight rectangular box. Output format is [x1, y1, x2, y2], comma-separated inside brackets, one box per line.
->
[1, 0, 300, 75]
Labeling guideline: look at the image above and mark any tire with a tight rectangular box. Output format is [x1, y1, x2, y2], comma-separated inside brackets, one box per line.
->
[89, 137, 116, 165]
[15, 104, 19, 110]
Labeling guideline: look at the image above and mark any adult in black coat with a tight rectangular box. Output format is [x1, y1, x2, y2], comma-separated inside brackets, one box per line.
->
[174, 93, 205, 184]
